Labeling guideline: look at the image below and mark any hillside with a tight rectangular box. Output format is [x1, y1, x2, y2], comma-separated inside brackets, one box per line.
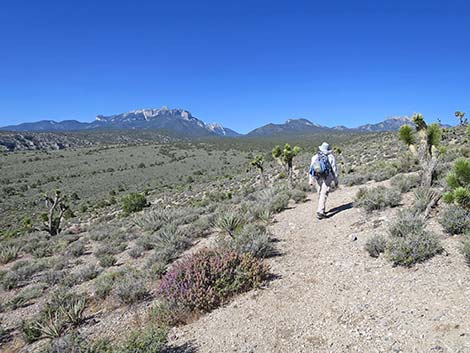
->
[1, 125, 469, 353]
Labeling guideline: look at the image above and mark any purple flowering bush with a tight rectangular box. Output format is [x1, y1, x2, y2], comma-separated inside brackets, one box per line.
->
[158, 249, 269, 312]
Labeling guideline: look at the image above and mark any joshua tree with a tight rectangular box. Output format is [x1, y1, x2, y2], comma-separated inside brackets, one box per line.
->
[455, 111, 466, 126]
[272, 143, 301, 188]
[42, 190, 69, 235]
[250, 154, 266, 186]
[398, 113, 442, 188]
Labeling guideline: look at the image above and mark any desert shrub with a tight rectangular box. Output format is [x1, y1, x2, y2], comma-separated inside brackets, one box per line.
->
[72, 264, 101, 285]
[462, 235, 470, 266]
[99, 254, 117, 268]
[438, 204, 470, 234]
[122, 193, 148, 215]
[2, 259, 49, 290]
[115, 270, 149, 304]
[43, 269, 67, 286]
[217, 223, 275, 258]
[386, 210, 443, 266]
[269, 192, 290, 213]
[152, 224, 191, 264]
[355, 186, 401, 212]
[364, 234, 387, 258]
[187, 215, 212, 237]
[389, 210, 426, 238]
[148, 302, 189, 327]
[214, 211, 245, 237]
[129, 245, 144, 259]
[95, 243, 125, 257]
[38, 334, 113, 353]
[342, 173, 369, 186]
[94, 270, 124, 299]
[290, 189, 307, 203]
[136, 234, 155, 251]
[158, 249, 269, 312]
[0, 243, 21, 264]
[67, 240, 86, 257]
[370, 163, 398, 182]
[6, 285, 44, 310]
[116, 326, 167, 353]
[413, 187, 439, 213]
[390, 174, 419, 193]
[386, 230, 443, 267]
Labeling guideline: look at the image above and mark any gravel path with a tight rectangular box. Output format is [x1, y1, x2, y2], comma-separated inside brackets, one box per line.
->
[170, 183, 470, 353]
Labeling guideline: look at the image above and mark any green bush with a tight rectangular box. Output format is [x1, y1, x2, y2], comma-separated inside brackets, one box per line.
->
[99, 254, 117, 268]
[115, 270, 149, 304]
[364, 234, 387, 258]
[290, 189, 307, 203]
[386, 210, 443, 267]
[386, 230, 443, 267]
[354, 186, 401, 212]
[217, 223, 275, 258]
[390, 174, 419, 193]
[439, 205, 470, 235]
[116, 326, 167, 353]
[122, 193, 149, 215]
[389, 210, 425, 238]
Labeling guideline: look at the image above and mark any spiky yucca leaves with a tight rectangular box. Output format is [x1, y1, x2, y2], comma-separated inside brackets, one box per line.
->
[413, 187, 439, 213]
[399, 125, 415, 146]
[214, 212, 245, 237]
[21, 291, 88, 342]
[0, 244, 21, 264]
[443, 158, 470, 209]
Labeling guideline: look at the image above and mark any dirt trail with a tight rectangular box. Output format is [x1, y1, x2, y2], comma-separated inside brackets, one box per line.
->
[170, 183, 470, 353]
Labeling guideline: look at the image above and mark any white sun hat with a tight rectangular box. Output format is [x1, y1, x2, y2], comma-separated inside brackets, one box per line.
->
[319, 142, 332, 154]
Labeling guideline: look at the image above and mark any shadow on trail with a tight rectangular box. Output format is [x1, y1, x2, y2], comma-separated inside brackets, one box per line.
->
[326, 202, 354, 218]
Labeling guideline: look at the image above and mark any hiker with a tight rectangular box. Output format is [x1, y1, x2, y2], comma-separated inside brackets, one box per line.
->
[309, 142, 339, 219]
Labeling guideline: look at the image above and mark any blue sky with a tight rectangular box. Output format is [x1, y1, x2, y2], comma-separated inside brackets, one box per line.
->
[0, 0, 469, 133]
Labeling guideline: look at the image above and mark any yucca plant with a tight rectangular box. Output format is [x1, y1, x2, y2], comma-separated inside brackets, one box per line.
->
[0, 244, 21, 264]
[59, 295, 87, 326]
[213, 212, 245, 238]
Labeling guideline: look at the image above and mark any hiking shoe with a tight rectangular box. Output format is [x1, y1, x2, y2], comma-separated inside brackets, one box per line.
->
[316, 212, 326, 220]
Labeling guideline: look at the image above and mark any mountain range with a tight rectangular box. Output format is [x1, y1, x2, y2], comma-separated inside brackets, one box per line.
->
[0, 107, 427, 137]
